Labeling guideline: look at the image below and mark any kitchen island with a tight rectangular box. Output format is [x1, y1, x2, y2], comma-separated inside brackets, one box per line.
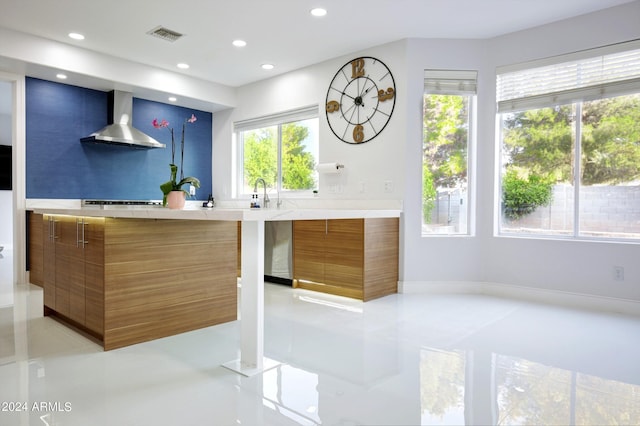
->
[30, 202, 401, 375]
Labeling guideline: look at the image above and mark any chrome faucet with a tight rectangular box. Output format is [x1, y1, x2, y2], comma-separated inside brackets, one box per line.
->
[253, 178, 270, 208]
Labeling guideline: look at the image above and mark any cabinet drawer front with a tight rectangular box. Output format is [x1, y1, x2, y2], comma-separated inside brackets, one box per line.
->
[293, 220, 326, 250]
[84, 217, 105, 263]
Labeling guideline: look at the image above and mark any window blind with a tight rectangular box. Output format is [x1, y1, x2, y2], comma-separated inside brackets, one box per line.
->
[234, 105, 318, 132]
[497, 43, 640, 113]
[424, 70, 478, 95]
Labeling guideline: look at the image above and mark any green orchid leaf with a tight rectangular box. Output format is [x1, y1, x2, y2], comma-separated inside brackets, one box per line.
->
[160, 180, 174, 195]
[178, 176, 200, 188]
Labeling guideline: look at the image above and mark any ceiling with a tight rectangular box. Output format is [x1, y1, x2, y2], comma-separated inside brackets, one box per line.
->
[0, 0, 636, 89]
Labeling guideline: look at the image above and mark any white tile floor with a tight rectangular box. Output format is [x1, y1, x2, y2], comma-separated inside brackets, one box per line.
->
[1, 248, 640, 426]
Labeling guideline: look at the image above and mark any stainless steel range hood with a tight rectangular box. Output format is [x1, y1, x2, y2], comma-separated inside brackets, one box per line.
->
[80, 90, 165, 149]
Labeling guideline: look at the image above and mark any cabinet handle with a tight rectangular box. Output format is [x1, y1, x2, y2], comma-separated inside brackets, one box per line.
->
[82, 219, 87, 248]
[76, 218, 88, 248]
[52, 218, 58, 240]
[325, 219, 328, 235]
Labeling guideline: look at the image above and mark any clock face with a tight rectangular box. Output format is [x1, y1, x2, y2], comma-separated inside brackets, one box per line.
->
[325, 56, 396, 144]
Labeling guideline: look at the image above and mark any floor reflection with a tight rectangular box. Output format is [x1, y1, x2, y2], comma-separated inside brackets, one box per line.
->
[419, 347, 640, 425]
[263, 364, 320, 425]
[420, 349, 466, 425]
[1, 269, 639, 425]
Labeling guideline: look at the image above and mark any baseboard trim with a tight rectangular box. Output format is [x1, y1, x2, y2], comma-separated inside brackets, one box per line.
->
[398, 281, 640, 317]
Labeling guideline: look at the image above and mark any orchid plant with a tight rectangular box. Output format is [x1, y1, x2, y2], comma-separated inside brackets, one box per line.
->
[153, 114, 201, 206]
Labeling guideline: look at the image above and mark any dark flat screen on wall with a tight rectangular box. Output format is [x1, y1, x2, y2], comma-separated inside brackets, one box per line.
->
[0, 145, 11, 190]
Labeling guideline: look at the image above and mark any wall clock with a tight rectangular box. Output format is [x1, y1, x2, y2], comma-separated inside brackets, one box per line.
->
[325, 56, 396, 144]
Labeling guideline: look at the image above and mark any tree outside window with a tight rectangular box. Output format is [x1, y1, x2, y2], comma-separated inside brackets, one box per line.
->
[239, 117, 318, 195]
[497, 45, 640, 240]
[500, 94, 640, 239]
[422, 93, 473, 235]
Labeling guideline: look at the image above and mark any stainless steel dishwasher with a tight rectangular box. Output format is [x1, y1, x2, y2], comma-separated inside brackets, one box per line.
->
[264, 220, 293, 285]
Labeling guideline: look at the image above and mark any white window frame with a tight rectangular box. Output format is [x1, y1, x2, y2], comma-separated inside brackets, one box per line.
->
[234, 105, 319, 198]
[422, 69, 477, 237]
[496, 40, 640, 242]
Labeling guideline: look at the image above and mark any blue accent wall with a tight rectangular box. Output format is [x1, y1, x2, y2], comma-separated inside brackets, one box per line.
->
[26, 77, 212, 200]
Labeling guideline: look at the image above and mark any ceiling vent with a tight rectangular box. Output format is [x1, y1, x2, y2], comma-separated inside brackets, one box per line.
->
[147, 26, 183, 42]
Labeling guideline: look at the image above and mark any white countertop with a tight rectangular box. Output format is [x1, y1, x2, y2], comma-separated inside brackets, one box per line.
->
[28, 199, 402, 222]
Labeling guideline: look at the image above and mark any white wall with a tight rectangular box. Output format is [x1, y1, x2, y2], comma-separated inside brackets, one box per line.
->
[404, 2, 640, 302]
[213, 41, 408, 202]
[480, 2, 640, 301]
[402, 38, 490, 286]
[213, 2, 640, 304]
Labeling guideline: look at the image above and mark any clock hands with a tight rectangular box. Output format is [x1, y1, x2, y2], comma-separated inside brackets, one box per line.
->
[354, 78, 378, 108]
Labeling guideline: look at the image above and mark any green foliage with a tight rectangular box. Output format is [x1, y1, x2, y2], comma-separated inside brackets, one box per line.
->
[502, 168, 554, 220]
[243, 123, 315, 191]
[422, 94, 469, 226]
[423, 94, 469, 189]
[422, 163, 437, 223]
[282, 123, 315, 190]
[502, 94, 640, 185]
[503, 105, 574, 181]
[243, 127, 277, 188]
[581, 95, 640, 184]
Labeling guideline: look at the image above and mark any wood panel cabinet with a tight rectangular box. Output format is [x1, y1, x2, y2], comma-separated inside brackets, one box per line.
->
[37, 214, 236, 350]
[83, 217, 105, 334]
[28, 212, 44, 287]
[293, 218, 398, 301]
[101, 218, 237, 350]
[53, 215, 77, 319]
[42, 215, 105, 335]
[293, 219, 327, 284]
[42, 214, 57, 310]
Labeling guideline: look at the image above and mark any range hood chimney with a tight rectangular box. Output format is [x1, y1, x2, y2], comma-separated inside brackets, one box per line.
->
[80, 90, 165, 149]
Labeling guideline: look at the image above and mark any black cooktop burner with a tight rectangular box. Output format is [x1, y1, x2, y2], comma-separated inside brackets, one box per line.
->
[82, 200, 162, 206]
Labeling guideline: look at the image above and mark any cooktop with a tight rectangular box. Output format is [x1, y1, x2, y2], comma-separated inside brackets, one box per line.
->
[82, 200, 162, 206]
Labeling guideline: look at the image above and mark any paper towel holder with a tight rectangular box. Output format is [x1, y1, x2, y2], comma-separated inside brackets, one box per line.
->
[316, 162, 344, 173]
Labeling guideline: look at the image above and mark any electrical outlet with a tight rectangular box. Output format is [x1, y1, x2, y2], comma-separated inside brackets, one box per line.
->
[613, 266, 625, 281]
[189, 185, 196, 196]
[384, 180, 393, 193]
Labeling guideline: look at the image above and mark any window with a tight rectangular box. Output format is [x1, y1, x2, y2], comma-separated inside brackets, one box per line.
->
[422, 70, 477, 235]
[235, 106, 319, 196]
[497, 42, 640, 241]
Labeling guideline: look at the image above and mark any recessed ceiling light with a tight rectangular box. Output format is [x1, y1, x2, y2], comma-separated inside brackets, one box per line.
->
[261, 63, 274, 70]
[68, 32, 85, 40]
[232, 39, 247, 47]
[168, 96, 177, 102]
[310, 8, 327, 17]
[177, 63, 190, 69]
[56, 73, 67, 80]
